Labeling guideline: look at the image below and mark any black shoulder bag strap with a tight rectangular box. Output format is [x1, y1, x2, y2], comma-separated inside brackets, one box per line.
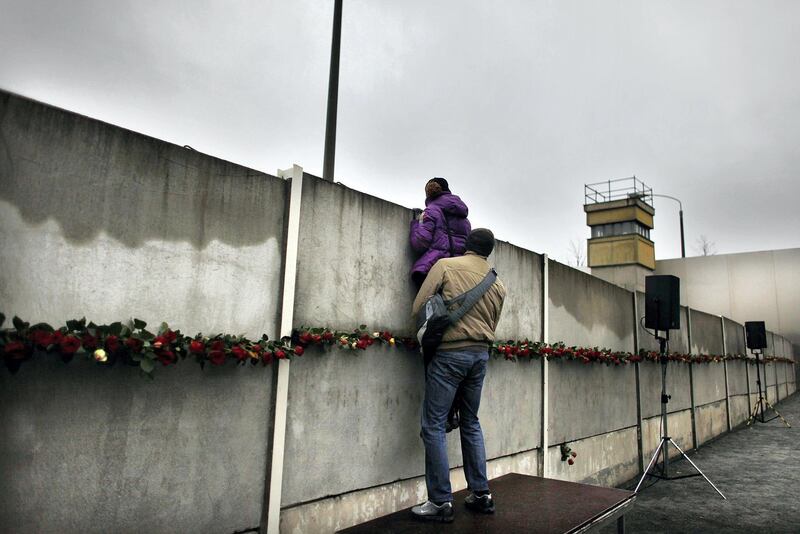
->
[446, 269, 498, 324]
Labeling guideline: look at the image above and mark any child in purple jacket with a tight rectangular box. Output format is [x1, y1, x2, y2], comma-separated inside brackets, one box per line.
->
[410, 177, 472, 289]
[410, 177, 471, 432]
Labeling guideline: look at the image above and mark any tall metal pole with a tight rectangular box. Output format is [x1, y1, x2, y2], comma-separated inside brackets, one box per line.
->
[322, 0, 343, 182]
[653, 194, 685, 258]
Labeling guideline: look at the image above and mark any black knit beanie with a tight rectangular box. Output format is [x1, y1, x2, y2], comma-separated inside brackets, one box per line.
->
[467, 228, 495, 257]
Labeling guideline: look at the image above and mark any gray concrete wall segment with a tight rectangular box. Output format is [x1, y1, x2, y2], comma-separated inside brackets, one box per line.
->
[726, 360, 749, 396]
[639, 361, 693, 418]
[548, 260, 635, 352]
[635, 291, 659, 353]
[642, 411, 694, 461]
[765, 332, 775, 357]
[546, 428, 639, 488]
[293, 177, 417, 332]
[694, 400, 728, 445]
[729, 395, 751, 426]
[673, 307, 691, 354]
[280, 346, 541, 507]
[281, 346, 424, 507]
[690, 310, 724, 355]
[723, 318, 746, 355]
[0, 355, 274, 534]
[0, 91, 287, 339]
[492, 242, 543, 341]
[547, 359, 637, 445]
[692, 363, 727, 406]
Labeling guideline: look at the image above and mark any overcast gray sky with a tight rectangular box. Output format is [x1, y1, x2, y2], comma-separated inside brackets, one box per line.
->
[1, 0, 798, 263]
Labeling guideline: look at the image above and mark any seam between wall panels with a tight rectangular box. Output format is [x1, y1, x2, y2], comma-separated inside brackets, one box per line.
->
[541, 255, 549, 478]
[687, 307, 698, 450]
[722, 315, 732, 432]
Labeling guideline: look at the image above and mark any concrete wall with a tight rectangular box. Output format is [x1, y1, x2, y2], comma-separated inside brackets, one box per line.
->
[281, 348, 541, 508]
[293, 177, 416, 332]
[0, 92, 288, 338]
[549, 260, 634, 352]
[0, 92, 284, 534]
[0, 355, 275, 534]
[656, 248, 800, 347]
[492, 242, 543, 341]
[1, 91, 797, 533]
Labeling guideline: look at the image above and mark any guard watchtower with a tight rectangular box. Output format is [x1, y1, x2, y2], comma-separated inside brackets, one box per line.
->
[584, 177, 655, 291]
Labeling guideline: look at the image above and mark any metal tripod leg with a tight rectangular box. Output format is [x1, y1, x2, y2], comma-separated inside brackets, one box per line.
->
[634, 437, 668, 494]
[762, 399, 792, 428]
[668, 438, 726, 499]
[747, 396, 792, 428]
[746, 397, 763, 426]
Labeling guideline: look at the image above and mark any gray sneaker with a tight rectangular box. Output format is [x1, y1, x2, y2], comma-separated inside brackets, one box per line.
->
[464, 492, 495, 514]
[411, 500, 455, 522]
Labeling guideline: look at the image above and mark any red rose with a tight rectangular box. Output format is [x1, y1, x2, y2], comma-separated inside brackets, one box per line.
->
[81, 334, 98, 350]
[209, 349, 227, 365]
[59, 335, 81, 354]
[153, 335, 169, 349]
[104, 335, 120, 353]
[125, 337, 144, 353]
[568, 458, 574, 465]
[210, 340, 225, 351]
[261, 351, 273, 365]
[189, 340, 205, 354]
[322, 331, 334, 342]
[231, 345, 248, 362]
[382, 331, 392, 341]
[294, 345, 304, 356]
[4, 341, 29, 360]
[275, 350, 287, 359]
[30, 330, 54, 348]
[163, 330, 178, 344]
[356, 339, 368, 350]
[156, 349, 177, 366]
[311, 334, 322, 344]
[298, 331, 313, 344]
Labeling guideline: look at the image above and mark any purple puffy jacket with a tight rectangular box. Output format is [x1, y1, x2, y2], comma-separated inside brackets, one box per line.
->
[410, 192, 471, 276]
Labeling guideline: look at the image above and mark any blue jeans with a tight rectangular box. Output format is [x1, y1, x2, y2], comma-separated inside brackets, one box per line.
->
[420, 347, 490, 503]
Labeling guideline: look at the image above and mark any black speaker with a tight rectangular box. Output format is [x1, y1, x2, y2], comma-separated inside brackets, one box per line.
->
[745, 321, 767, 350]
[645, 275, 680, 331]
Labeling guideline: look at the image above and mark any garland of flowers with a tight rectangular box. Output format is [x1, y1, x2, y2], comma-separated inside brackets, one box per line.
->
[0, 314, 793, 378]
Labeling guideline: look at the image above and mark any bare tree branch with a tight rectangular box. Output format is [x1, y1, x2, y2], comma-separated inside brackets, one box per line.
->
[694, 234, 717, 256]
[568, 239, 586, 267]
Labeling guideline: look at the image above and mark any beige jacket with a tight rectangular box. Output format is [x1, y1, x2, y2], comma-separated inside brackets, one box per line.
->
[412, 252, 506, 350]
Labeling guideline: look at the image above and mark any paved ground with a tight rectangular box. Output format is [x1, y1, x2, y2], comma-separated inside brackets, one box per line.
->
[600, 393, 800, 533]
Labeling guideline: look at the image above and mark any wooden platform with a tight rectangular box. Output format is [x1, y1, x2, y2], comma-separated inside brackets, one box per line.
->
[339, 473, 635, 533]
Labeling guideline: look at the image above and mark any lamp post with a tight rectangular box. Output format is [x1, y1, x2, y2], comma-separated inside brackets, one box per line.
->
[322, 0, 343, 182]
[652, 194, 685, 258]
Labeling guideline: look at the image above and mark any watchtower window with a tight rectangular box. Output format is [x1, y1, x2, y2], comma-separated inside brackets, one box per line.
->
[591, 222, 650, 240]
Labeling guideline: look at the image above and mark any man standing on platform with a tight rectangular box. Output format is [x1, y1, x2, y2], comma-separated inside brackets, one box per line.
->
[410, 228, 506, 523]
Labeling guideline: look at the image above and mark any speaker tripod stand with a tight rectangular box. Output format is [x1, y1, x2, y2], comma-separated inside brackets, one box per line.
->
[746, 349, 791, 428]
[634, 331, 726, 499]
